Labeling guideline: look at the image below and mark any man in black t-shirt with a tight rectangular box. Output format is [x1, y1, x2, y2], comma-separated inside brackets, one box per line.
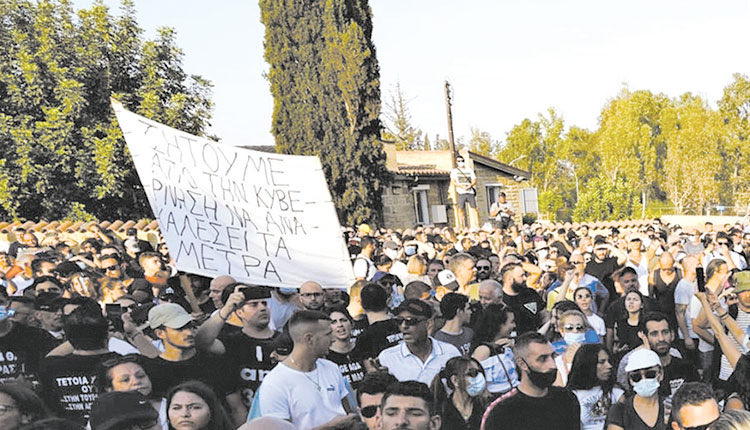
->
[39, 302, 118, 424]
[195, 282, 287, 409]
[353, 284, 402, 362]
[500, 263, 547, 334]
[141, 303, 246, 426]
[481, 332, 580, 430]
[585, 238, 626, 299]
[0, 293, 58, 387]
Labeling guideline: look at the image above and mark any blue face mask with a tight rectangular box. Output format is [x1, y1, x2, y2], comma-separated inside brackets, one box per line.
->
[563, 332, 586, 345]
[278, 287, 297, 295]
[466, 373, 486, 397]
[632, 378, 660, 397]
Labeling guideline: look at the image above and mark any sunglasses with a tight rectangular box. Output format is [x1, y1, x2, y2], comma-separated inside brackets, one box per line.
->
[102, 354, 140, 369]
[628, 369, 658, 382]
[563, 324, 586, 332]
[465, 368, 481, 377]
[684, 418, 719, 430]
[360, 405, 379, 418]
[395, 317, 426, 327]
[103, 265, 119, 272]
[476, 266, 491, 272]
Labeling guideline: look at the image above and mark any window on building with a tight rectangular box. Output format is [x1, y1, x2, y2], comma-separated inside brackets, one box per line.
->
[485, 184, 504, 212]
[521, 188, 539, 213]
[412, 185, 430, 225]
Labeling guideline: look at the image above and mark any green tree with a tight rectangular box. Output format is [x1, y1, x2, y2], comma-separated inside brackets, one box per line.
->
[382, 82, 423, 150]
[596, 88, 670, 216]
[468, 127, 495, 156]
[718, 73, 750, 208]
[0, 0, 213, 220]
[573, 176, 637, 221]
[661, 93, 722, 214]
[261, 0, 390, 225]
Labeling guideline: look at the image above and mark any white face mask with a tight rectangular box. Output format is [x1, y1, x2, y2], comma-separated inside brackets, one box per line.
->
[563, 332, 586, 345]
[632, 378, 660, 397]
[384, 249, 398, 260]
[466, 373, 486, 397]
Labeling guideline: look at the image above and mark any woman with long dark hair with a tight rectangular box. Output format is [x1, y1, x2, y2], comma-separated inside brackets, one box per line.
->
[430, 356, 487, 430]
[97, 354, 166, 429]
[470, 303, 519, 396]
[566, 344, 624, 430]
[166, 381, 234, 430]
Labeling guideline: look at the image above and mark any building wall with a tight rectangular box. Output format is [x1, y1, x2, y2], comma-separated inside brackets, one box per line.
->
[381, 177, 454, 228]
[472, 162, 527, 225]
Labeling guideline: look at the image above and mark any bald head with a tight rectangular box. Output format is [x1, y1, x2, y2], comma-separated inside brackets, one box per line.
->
[238, 417, 296, 430]
[658, 252, 675, 270]
[299, 281, 325, 310]
[209, 275, 236, 308]
[479, 280, 502, 308]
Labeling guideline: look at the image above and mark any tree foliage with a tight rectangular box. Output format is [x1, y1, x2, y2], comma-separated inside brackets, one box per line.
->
[494, 76, 749, 221]
[382, 82, 423, 150]
[0, 0, 213, 221]
[261, 0, 390, 225]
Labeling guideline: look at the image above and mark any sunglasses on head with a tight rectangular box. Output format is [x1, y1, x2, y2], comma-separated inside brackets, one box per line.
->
[465, 368, 481, 377]
[395, 316, 426, 327]
[683, 418, 719, 430]
[360, 405, 379, 418]
[628, 369, 658, 382]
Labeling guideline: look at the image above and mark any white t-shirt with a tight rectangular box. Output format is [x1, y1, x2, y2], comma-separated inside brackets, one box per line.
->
[574, 386, 625, 430]
[719, 308, 750, 380]
[674, 279, 696, 340]
[378, 338, 461, 385]
[586, 314, 607, 337]
[256, 359, 348, 430]
[450, 167, 476, 194]
[626, 256, 649, 296]
[353, 255, 375, 280]
[479, 346, 519, 394]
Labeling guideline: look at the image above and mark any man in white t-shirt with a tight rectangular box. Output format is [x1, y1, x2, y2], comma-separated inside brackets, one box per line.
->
[674, 255, 699, 366]
[255, 310, 358, 429]
[450, 155, 477, 229]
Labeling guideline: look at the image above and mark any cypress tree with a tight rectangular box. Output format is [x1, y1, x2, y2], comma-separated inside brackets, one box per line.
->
[260, 0, 390, 225]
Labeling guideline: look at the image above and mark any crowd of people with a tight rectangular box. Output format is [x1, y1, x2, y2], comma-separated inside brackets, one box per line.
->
[2, 218, 750, 429]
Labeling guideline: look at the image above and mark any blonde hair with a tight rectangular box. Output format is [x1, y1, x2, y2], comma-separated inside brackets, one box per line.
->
[558, 309, 591, 332]
[406, 255, 427, 275]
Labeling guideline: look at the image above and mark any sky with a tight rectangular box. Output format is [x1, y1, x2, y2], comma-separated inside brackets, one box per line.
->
[73, 0, 750, 148]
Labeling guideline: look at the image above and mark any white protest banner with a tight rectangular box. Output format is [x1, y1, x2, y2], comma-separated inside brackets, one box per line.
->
[112, 100, 355, 290]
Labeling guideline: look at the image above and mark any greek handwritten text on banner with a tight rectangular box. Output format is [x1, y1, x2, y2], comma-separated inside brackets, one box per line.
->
[112, 101, 355, 289]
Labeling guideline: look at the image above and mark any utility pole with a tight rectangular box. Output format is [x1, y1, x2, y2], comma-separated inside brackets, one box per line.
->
[444, 81, 457, 168]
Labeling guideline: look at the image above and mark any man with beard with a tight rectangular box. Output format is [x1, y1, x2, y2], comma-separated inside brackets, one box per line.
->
[585, 237, 626, 299]
[501, 263, 547, 335]
[480, 332, 580, 430]
[474, 258, 493, 282]
[267, 286, 299, 331]
[616, 312, 698, 407]
[299, 281, 326, 311]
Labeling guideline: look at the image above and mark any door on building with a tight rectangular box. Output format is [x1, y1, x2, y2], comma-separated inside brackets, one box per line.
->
[413, 186, 430, 225]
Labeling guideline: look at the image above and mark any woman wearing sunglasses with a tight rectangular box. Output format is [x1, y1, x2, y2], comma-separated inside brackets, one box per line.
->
[97, 354, 167, 429]
[470, 303, 519, 396]
[607, 348, 666, 430]
[566, 344, 623, 430]
[430, 356, 488, 430]
[554, 309, 593, 386]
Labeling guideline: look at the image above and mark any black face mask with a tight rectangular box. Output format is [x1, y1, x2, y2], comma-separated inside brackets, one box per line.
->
[522, 359, 557, 389]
